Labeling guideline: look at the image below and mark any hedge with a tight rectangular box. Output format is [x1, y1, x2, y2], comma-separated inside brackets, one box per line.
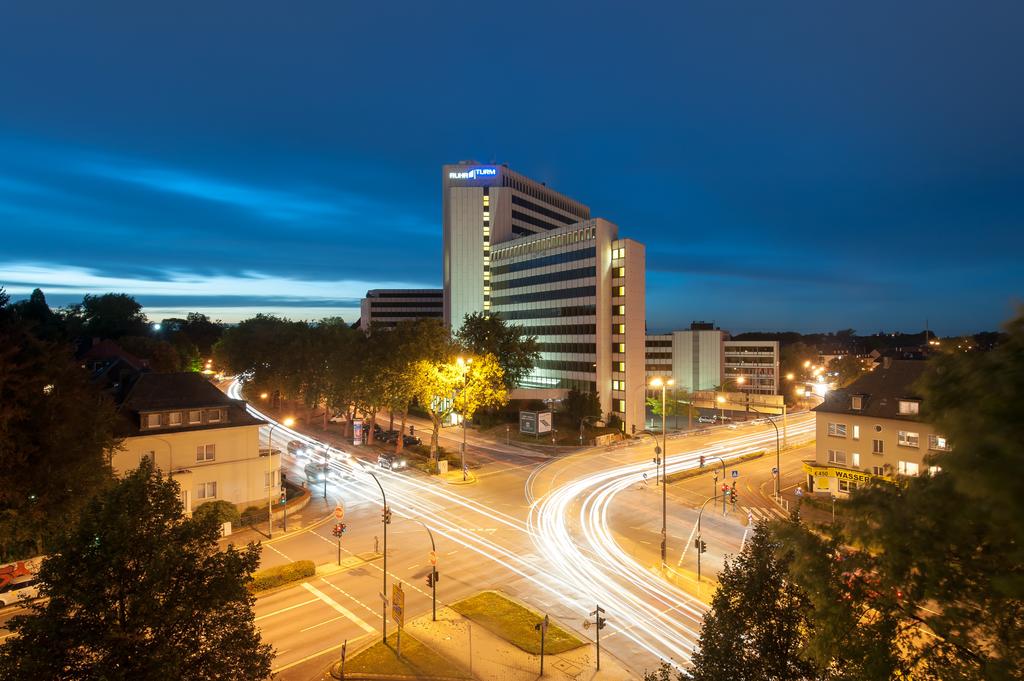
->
[249, 560, 316, 593]
[240, 505, 268, 527]
[192, 500, 241, 526]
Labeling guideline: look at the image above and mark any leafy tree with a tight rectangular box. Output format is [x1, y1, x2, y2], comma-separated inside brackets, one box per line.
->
[455, 312, 539, 390]
[192, 499, 241, 527]
[161, 313, 224, 357]
[826, 354, 864, 387]
[562, 388, 601, 428]
[411, 353, 508, 465]
[684, 521, 819, 680]
[647, 388, 696, 429]
[80, 293, 150, 339]
[10, 288, 64, 341]
[0, 301, 120, 560]
[117, 335, 185, 372]
[0, 457, 273, 680]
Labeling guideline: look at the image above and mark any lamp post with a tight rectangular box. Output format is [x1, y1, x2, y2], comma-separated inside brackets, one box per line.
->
[456, 357, 472, 481]
[366, 471, 390, 644]
[717, 394, 726, 421]
[262, 416, 294, 539]
[411, 520, 438, 621]
[747, 404, 781, 499]
[649, 376, 673, 572]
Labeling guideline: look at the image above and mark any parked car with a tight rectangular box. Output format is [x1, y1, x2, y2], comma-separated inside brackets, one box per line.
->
[697, 415, 716, 424]
[0, 560, 41, 608]
[402, 434, 421, 446]
[378, 454, 407, 471]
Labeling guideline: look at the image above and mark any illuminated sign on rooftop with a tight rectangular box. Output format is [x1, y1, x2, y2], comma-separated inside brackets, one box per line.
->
[448, 167, 498, 180]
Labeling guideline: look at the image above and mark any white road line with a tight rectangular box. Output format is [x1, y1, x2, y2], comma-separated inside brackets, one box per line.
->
[254, 596, 320, 622]
[300, 614, 348, 632]
[302, 582, 376, 633]
[264, 543, 293, 562]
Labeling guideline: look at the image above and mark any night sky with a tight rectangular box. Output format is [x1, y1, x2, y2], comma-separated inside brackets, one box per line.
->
[1, 2, 1021, 334]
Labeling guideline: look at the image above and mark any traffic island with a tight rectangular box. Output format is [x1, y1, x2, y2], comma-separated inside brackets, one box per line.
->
[441, 470, 478, 485]
[329, 631, 471, 680]
[450, 590, 583, 655]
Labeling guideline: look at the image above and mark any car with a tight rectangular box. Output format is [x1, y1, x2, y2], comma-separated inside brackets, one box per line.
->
[697, 415, 716, 424]
[328, 413, 347, 423]
[303, 461, 329, 483]
[0, 560, 41, 608]
[378, 454, 407, 470]
[286, 439, 311, 458]
[402, 434, 421, 446]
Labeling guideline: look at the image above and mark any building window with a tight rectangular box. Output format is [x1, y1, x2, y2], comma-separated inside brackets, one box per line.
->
[611, 380, 624, 391]
[168, 411, 182, 426]
[872, 465, 885, 476]
[898, 400, 920, 415]
[613, 305, 625, 315]
[196, 482, 217, 500]
[898, 431, 920, 448]
[898, 460, 920, 476]
[612, 361, 625, 372]
[851, 452, 860, 467]
[189, 410, 202, 424]
[928, 434, 950, 451]
[615, 343, 625, 353]
[265, 470, 278, 489]
[851, 395, 863, 410]
[613, 286, 625, 296]
[207, 409, 222, 423]
[613, 267, 625, 277]
[613, 324, 625, 334]
[612, 247, 625, 260]
[827, 449, 846, 465]
[196, 444, 215, 462]
[615, 399, 625, 413]
[145, 413, 161, 428]
[872, 439, 884, 455]
[852, 425, 860, 440]
[838, 479, 858, 493]
[827, 423, 847, 438]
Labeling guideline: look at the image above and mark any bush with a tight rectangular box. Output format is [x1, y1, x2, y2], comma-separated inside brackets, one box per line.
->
[239, 505, 267, 527]
[192, 500, 241, 527]
[249, 560, 316, 593]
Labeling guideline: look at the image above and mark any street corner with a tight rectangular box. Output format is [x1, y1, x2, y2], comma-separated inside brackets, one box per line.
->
[441, 470, 479, 485]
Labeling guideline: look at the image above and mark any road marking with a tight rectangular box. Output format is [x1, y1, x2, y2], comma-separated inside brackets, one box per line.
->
[254, 596, 320, 621]
[301, 582, 375, 633]
[317, 578, 379, 618]
[300, 614, 348, 632]
[271, 633, 373, 674]
[406, 563, 420, 571]
[264, 543, 293, 562]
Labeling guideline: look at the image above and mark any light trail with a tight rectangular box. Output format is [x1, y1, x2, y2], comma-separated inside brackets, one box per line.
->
[227, 379, 814, 669]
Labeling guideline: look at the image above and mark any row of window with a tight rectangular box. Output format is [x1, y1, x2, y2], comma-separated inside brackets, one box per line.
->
[510, 194, 580, 225]
[195, 469, 279, 502]
[491, 286, 595, 306]
[515, 323, 598, 336]
[646, 340, 672, 348]
[491, 245, 595, 273]
[503, 176, 588, 217]
[827, 421, 948, 450]
[497, 305, 596, 321]
[490, 266, 596, 292]
[369, 310, 445, 318]
[368, 301, 445, 309]
[367, 291, 444, 299]
[144, 408, 224, 430]
[512, 210, 569, 233]
[534, 359, 598, 373]
[827, 449, 923, 478]
[536, 342, 597, 354]
[646, 352, 672, 360]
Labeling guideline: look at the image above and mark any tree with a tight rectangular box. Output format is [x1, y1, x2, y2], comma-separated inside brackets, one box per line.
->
[826, 354, 864, 388]
[411, 353, 509, 465]
[562, 388, 601, 430]
[0, 458, 273, 680]
[0, 301, 120, 560]
[647, 388, 696, 429]
[685, 521, 819, 680]
[80, 293, 150, 339]
[118, 335, 185, 373]
[455, 312, 539, 390]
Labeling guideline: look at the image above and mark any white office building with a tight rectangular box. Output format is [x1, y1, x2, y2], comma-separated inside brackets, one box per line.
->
[645, 322, 726, 391]
[360, 289, 443, 331]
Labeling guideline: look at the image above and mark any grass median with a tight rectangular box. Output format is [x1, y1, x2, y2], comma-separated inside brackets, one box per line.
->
[249, 560, 315, 593]
[340, 631, 470, 678]
[451, 590, 584, 655]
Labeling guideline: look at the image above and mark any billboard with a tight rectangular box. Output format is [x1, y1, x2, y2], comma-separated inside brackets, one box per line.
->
[353, 419, 364, 446]
[520, 411, 552, 435]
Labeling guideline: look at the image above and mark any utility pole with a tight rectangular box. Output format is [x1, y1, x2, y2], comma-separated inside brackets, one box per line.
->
[589, 605, 607, 671]
[696, 493, 721, 582]
[367, 472, 390, 644]
[535, 614, 549, 676]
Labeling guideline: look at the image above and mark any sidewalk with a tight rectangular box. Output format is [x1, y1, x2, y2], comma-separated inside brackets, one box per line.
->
[218, 490, 337, 549]
[325, 606, 634, 681]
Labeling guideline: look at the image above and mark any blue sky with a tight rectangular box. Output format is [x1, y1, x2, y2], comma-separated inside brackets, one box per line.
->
[1, 1, 1021, 334]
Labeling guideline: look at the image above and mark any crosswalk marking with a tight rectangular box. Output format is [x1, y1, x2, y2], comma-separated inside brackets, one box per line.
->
[301, 582, 376, 633]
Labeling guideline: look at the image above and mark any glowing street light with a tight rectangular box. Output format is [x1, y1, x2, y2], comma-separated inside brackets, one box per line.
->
[263, 416, 295, 538]
[648, 377, 674, 572]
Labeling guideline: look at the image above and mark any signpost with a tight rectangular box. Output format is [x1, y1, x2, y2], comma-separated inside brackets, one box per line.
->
[731, 469, 739, 479]
[392, 582, 405, 656]
[534, 614, 549, 676]
[339, 639, 347, 679]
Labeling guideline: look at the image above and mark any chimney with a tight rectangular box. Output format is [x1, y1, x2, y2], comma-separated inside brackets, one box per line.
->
[882, 356, 893, 370]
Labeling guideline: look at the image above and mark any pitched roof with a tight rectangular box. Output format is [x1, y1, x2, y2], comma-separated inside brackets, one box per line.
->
[813, 359, 929, 421]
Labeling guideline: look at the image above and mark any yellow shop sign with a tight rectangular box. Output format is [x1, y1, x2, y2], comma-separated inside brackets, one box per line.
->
[802, 463, 888, 485]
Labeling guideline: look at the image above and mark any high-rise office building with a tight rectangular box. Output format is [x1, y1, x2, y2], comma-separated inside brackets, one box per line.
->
[723, 339, 780, 395]
[443, 162, 647, 433]
[360, 289, 443, 331]
[443, 162, 590, 331]
[490, 218, 646, 432]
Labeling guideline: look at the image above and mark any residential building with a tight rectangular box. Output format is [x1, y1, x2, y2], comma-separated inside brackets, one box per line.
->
[645, 322, 726, 392]
[359, 288, 443, 332]
[723, 339, 780, 395]
[490, 218, 646, 432]
[109, 372, 275, 513]
[442, 161, 590, 332]
[807, 358, 948, 495]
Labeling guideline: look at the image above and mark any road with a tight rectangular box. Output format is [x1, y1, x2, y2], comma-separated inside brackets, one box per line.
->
[0, 385, 817, 679]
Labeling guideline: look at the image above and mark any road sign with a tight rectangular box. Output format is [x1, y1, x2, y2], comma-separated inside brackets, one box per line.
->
[772, 466, 779, 477]
[392, 583, 405, 627]
[731, 470, 739, 479]
[334, 504, 345, 520]
[429, 550, 437, 566]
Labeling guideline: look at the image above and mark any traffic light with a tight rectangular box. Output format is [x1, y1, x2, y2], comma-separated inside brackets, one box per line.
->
[699, 540, 707, 553]
[597, 615, 607, 630]
[279, 492, 287, 505]
[331, 523, 346, 538]
[699, 455, 705, 467]
[426, 572, 434, 588]
[731, 490, 738, 505]
[433, 570, 440, 584]
[382, 507, 392, 525]
[631, 424, 636, 435]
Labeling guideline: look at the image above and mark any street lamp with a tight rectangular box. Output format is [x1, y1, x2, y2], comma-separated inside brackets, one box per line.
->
[747, 404, 781, 499]
[716, 394, 726, 421]
[262, 416, 294, 539]
[365, 471, 390, 644]
[456, 357, 472, 481]
[649, 376, 673, 572]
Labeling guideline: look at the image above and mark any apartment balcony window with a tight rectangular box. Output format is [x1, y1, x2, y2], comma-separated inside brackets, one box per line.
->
[898, 431, 920, 448]
[872, 439, 884, 455]
[928, 434, 951, 451]
[898, 460, 920, 476]
[827, 449, 846, 465]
